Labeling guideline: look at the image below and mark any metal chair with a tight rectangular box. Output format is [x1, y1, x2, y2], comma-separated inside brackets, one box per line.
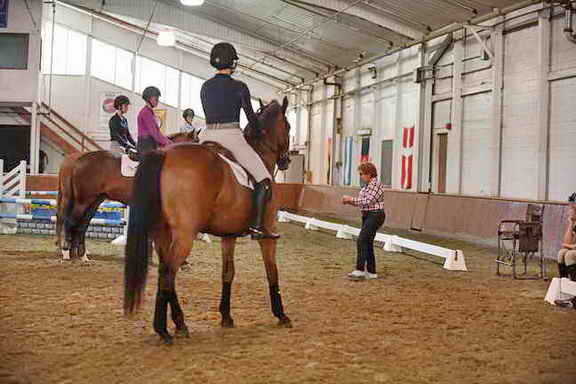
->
[496, 204, 545, 279]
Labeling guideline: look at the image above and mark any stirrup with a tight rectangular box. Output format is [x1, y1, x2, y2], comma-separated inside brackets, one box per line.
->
[249, 227, 280, 240]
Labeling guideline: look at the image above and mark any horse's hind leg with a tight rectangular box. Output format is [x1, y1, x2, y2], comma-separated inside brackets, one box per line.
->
[153, 226, 193, 344]
[258, 239, 291, 327]
[74, 197, 104, 263]
[219, 237, 237, 328]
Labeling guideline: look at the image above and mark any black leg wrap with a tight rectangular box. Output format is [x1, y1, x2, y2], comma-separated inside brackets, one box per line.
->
[269, 284, 285, 318]
[219, 282, 235, 327]
[219, 282, 232, 316]
[154, 289, 172, 344]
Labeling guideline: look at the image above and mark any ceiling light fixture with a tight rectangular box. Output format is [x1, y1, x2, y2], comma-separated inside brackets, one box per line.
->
[157, 31, 176, 46]
[180, 0, 205, 6]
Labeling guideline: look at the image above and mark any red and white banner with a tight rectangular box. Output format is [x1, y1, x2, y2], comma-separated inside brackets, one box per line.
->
[401, 126, 415, 189]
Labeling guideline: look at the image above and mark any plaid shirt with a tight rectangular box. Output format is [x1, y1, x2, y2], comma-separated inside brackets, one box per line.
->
[352, 178, 385, 211]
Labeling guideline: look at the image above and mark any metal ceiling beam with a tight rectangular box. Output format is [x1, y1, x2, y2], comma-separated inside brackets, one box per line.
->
[61, 0, 333, 71]
[56, 1, 292, 89]
[281, 0, 402, 46]
[282, 0, 542, 93]
[157, 0, 336, 70]
[293, 0, 426, 40]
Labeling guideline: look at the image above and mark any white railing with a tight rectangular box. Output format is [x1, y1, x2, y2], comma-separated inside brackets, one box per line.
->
[278, 211, 467, 271]
[0, 159, 27, 198]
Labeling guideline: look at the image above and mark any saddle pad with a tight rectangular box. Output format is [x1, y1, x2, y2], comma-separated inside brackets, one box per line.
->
[121, 155, 139, 177]
[218, 154, 254, 190]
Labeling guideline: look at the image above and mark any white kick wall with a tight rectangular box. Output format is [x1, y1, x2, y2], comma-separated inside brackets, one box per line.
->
[291, 3, 576, 202]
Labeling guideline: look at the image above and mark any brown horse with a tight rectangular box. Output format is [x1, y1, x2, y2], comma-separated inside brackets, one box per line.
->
[56, 132, 195, 260]
[124, 98, 292, 344]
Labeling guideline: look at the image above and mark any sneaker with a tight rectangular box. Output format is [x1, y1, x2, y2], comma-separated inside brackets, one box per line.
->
[347, 270, 366, 279]
[365, 273, 378, 280]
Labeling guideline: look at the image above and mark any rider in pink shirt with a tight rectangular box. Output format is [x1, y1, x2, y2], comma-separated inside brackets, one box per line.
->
[137, 86, 172, 154]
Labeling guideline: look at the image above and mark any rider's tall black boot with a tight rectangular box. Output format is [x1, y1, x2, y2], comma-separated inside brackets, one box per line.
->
[249, 179, 280, 240]
[559, 263, 569, 278]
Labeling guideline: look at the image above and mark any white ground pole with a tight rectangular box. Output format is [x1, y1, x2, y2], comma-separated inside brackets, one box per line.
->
[278, 211, 467, 271]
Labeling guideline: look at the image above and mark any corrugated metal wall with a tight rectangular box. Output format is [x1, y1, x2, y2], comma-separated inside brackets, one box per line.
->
[295, 4, 576, 203]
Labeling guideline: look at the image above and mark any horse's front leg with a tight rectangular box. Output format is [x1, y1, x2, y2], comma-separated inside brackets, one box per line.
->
[219, 237, 237, 328]
[258, 238, 291, 327]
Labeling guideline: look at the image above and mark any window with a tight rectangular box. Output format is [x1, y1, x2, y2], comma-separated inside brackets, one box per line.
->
[42, 23, 86, 75]
[0, 33, 29, 69]
[135, 56, 179, 107]
[240, 98, 261, 128]
[286, 109, 296, 149]
[180, 72, 205, 118]
[91, 39, 133, 90]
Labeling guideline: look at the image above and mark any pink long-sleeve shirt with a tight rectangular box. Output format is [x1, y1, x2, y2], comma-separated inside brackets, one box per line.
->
[137, 106, 171, 146]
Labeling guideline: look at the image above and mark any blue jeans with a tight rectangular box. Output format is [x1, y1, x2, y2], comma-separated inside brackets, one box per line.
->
[356, 210, 386, 274]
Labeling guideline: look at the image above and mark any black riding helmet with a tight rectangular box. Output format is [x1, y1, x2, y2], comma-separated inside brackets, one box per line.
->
[142, 86, 161, 103]
[210, 42, 239, 70]
[183, 108, 195, 120]
[113, 95, 130, 110]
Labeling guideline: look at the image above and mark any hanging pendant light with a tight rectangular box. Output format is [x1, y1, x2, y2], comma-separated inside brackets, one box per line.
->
[157, 31, 176, 47]
[180, 0, 205, 6]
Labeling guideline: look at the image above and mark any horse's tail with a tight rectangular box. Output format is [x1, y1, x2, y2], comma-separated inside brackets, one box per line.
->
[124, 151, 166, 315]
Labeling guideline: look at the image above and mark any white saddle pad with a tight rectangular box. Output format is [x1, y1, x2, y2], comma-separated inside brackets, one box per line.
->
[121, 155, 139, 177]
[218, 154, 254, 190]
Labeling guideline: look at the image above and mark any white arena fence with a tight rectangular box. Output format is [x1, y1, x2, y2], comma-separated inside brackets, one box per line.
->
[277, 211, 467, 271]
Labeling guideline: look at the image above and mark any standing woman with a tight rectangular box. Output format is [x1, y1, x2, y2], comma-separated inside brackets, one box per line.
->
[137, 86, 172, 154]
[342, 162, 386, 280]
[109, 95, 136, 154]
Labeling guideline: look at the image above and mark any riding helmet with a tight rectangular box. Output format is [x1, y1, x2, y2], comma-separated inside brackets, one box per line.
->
[113, 95, 130, 110]
[183, 108, 195, 120]
[210, 42, 239, 70]
[142, 86, 161, 103]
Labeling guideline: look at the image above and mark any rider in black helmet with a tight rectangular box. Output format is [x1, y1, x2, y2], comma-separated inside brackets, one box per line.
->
[199, 42, 279, 240]
[137, 86, 172, 154]
[180, 108, 200, 142]
[109, 95, 136, 154]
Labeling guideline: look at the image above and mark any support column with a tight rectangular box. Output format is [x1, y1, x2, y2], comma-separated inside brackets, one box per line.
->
[449, 38, 464, 194]
[490, 22, 505, 197]
[295, 91, 302, 147]
[419, 46, 433, 192]
[537, 8, 552, 200]
[30, 102, 40, 174]
[393, 50, 403, 190]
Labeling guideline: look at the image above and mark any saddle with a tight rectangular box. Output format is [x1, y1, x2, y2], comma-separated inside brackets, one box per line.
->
[202, 141, 256, 189]
[120, 142, 255, 189]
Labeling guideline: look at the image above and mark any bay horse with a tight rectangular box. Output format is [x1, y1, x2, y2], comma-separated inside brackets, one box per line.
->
[56, 132, 196, 261]
[124, 97, 292, 344]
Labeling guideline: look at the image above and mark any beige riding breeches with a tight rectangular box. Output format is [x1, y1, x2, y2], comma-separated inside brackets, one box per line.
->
[199, 125, 271, 183]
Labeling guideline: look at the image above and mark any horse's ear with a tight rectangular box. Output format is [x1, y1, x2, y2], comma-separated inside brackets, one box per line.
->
[258, 98, 265, 110]
[281, 96, 289, 114]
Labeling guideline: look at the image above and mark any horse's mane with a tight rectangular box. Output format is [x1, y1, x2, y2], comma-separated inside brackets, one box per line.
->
[244, 100, 281, 143]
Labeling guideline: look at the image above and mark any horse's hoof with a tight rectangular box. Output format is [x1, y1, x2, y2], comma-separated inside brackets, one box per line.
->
[277, 317, 292, 328]
[221, 318, 235, 328]
[159, 333, 173, 345]
[175, 327, 190, 338]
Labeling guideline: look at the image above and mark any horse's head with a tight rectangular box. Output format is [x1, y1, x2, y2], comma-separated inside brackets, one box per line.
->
[246, 96, 291, 172]
[168, 131, 198, 144]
